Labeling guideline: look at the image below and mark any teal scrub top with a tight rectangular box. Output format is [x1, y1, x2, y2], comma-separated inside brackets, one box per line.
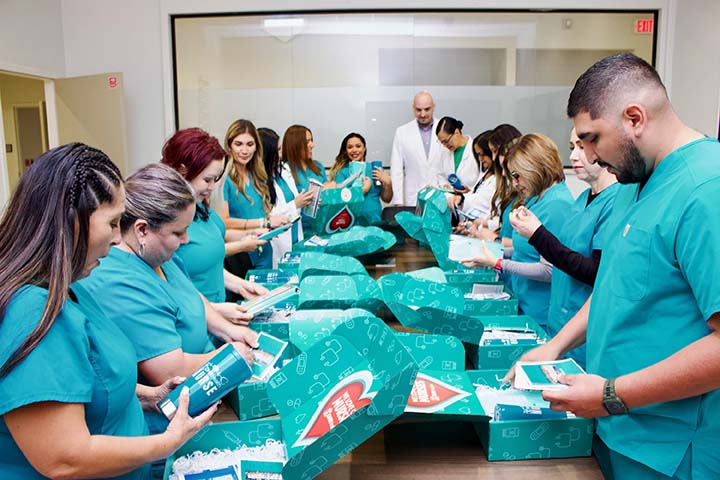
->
[588, 138, 720, 477]
[79, 247, 211, 434]
[510, 182, 573, 327]
[0, 284, 149, 480]
[293, 160, 328, 233]
[223, 175, 272, 269]
[276, 176, 300, 244]
[334, 162, 382, 225]
[546, 183, 620, 368]
[175, 206, 227, 302]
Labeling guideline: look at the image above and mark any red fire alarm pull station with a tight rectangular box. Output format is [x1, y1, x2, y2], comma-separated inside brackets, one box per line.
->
[635, 18, 654, 34]
[108, 76, 118, 89]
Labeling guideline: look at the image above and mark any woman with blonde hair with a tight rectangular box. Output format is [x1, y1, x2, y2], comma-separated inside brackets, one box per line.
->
[283, 124, 328, 232]
[463, 133, 573, 327]
[221, 119, 288, 269]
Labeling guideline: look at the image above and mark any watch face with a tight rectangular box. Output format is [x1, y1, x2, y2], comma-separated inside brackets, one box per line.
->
[604, 399, 627, 415]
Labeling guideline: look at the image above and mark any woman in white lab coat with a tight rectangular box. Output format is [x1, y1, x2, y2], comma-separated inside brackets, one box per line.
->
[448, 130, 496, 221]
[434, 116, 480, 192]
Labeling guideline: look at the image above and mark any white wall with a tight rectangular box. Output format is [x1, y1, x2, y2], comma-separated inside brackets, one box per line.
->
[668, 0, 720, 137]
[60, 0, 165, 169]
[0, 0, 65, 77]
[2, 0, 716, 177]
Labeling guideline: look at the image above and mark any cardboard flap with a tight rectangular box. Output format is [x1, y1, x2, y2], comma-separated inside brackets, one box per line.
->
[298, 252, 367, 279]
[315, 186, 364, 235]
[405, 370, 486, 417]
[324, 226, 397, 257]
[395, 211, 427, 243]
[386, 302, 486, 345]
[298, 275, 359, 309]
[379, 275, 464, 313]
[396, 332, 464, 371]
[444, 268, 497, 284]
[406, 267, 447, 283]
[289, 308, 376, 352]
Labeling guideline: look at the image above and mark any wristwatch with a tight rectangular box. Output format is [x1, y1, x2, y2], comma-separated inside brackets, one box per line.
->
[602, 378, 628, 415]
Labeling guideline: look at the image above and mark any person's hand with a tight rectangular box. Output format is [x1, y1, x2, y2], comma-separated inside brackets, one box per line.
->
[542, 374, 607, 418]
[212, 302, 253, 326]
[447, 195, 463, 209]
[472, 217, 489, 229]
[229, 333, 258, 366]
[163, 387, 219, 449]
[236, 234, 267, 252]
[460, 241, 498, 268]
[269, 214, 289, 228]
[372, 167, 391, 186]
[137, 376, 186, 413]
[502, 342, 563, 384]
[453, 220, 472, 234]
[230, 327, 260, 350]
[469, 226, 498, 242]
[510, 206, 542, 239]
[235, 279, 269, 300]
[294, 189, 314, 208]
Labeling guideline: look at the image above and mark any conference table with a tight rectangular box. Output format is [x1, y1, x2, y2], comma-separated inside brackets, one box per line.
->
[214, 239, 603, 479]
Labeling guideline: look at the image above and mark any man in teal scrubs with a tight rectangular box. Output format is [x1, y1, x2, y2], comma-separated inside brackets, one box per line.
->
[534, 53, 720, 479]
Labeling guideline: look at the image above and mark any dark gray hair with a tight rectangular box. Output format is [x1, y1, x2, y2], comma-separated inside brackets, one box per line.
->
[567, 53, 666, 119]
[120, 163, 195, 232]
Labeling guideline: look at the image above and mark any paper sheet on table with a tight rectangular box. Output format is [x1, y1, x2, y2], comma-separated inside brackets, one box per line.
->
[448, 234, 503, 262]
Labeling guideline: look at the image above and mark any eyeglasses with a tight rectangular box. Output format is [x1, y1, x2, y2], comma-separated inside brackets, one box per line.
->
[509, 170, 520, 180]
[439, 132, 455, 147]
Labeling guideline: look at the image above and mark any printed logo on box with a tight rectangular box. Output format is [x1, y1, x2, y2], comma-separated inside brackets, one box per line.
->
[405, 373, 470, 413]
[293, 370, 376, 448]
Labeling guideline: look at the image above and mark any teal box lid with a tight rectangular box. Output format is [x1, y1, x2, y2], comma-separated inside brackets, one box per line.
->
[293, 225, 396, 257]
[395, 332, 464, 371]
[298, 275, 384, 312]
[378, 273, 464, 312]
[395, 211, 427, 243]
[289, 308, 376, 352]
[265, 316, 418, 476]
[466, 316, 548, 370]
[298, 252, 368, 280]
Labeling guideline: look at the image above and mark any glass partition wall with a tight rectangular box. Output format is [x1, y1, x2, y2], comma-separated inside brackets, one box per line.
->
[173, 11, 656, 167]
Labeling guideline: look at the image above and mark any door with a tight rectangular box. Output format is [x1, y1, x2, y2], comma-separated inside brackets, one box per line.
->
[14, 103, 47, 175]
[51, 72, 128, 175]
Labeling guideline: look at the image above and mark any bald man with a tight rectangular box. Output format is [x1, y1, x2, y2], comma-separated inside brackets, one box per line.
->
[521, 53, 720, 479]
[389, 91, 444, 206]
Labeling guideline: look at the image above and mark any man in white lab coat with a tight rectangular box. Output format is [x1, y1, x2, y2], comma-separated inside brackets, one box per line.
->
[390, 91, 444, 206]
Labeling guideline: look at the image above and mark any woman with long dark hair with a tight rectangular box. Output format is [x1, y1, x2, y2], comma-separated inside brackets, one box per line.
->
[0, 144, 213, 479]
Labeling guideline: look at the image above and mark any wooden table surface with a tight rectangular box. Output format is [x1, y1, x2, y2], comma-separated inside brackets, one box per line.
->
[214, 239, 603, 479]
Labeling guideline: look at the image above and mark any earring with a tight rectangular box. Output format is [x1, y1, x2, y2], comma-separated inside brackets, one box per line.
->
[138, 241, 145, 258]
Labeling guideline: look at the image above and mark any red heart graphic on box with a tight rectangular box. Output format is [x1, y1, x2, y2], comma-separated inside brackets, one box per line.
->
[405, 373, 470, 413]
[293, 370, 375, 448]
[326, 206, 355, 233]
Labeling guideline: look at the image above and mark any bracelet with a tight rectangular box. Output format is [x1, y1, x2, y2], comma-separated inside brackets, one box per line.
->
[493, 258, 503, 272]
[264, 217, 271, 229]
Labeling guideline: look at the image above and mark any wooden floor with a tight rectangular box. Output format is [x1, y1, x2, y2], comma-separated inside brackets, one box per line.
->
[214, 238, 604, 479]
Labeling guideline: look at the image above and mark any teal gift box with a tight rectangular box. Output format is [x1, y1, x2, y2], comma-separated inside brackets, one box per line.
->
[294, 225, 396, 257]
[312, 185, 364, 235]
[297, 251, 368, 280]
[468, 370, 594, 461]
[278, 251, 303, 272]
[246, 268, 299, 289]
[465, 316, 549, 370]
[462, 283, 519, 317]
[229, 308, 378, 421]
[174, 317, 418, 480]
[444, 268, 499, 293]
[298, 274, 384, 312]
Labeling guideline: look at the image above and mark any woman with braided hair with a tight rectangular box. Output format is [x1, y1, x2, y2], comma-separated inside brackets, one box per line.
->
[0, 143, 215, 479]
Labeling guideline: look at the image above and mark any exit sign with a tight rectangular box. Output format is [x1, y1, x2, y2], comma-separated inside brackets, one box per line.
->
[635, 18, 654, 34]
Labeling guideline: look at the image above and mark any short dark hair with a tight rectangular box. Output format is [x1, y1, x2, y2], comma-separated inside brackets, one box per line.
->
[436, 116, 464, 136]
[567, 53, 666, 119]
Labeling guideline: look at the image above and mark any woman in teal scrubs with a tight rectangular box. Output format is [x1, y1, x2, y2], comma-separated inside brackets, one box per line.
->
[463, 133, 574, 327]
[221, 119, 289, 270]
[80, 164, 258, 441]
[327, 132, 393, 225]
[510, 128, 619, 367]
[161, 128, 268, 311]
[0, 144, 213, 479]
[283, 124, 328, 233]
